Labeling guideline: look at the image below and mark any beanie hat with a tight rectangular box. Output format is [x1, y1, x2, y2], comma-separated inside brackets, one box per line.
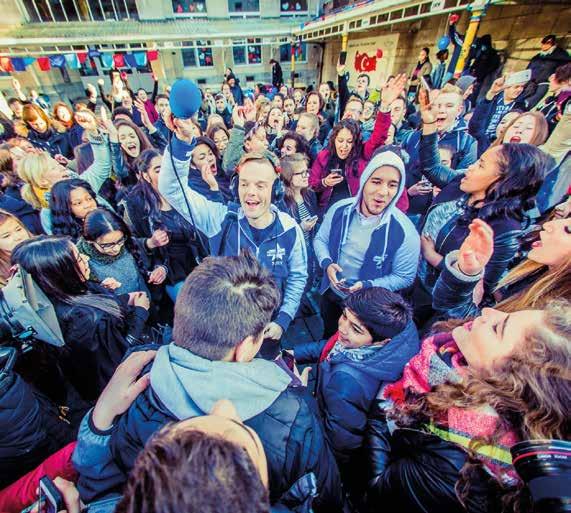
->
[456, 75, 476, 94]
[169, 79, 202, 119]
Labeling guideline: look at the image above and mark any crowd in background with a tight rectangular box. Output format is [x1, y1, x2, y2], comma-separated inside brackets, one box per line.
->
[0, 25, 569, 513]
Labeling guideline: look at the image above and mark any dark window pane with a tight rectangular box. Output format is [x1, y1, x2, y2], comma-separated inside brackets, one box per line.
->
[233, 46, 246, 65]
[87, 0, 105, 20]
[34, 0, 54, 22]
[228, 0, 259, 12]
[172, 0, 207, 14]
[246, 41, 261, 64]
[49, 0, 67, 21]
[280, 43, 306, 62]
[197, 44, 213, 67]
[182, 48, 197, 67]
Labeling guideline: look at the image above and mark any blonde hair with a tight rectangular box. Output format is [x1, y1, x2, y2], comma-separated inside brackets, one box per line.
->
[18, 152, 55, 209]
[496, 255, 571, 312]
[0, 210, 31, 287]
[298, 112, 319, 136]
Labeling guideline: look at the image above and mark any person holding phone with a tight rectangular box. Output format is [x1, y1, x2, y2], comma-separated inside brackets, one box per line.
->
[314, 150, 420, 337]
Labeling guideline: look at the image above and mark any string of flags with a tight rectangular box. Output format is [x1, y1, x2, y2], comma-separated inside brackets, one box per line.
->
[0, 48, 159, 73]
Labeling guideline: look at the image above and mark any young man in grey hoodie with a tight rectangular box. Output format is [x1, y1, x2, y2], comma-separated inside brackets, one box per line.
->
[74, 252, 343, 513]
[314, 149, 420, 337]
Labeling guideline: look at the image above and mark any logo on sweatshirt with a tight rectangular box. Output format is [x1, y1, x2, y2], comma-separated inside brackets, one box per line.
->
[373, 255, 386, 269]
[267, 244, 285, 265]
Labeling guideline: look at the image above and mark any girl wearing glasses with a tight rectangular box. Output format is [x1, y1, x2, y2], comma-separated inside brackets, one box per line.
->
[77, 208, 166, 298]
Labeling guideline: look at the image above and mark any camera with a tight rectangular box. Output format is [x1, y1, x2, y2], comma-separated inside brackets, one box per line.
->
[511, 439, 571, 513]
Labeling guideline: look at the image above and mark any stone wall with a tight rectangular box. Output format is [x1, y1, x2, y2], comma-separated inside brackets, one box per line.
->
[320, 2, 571, 86]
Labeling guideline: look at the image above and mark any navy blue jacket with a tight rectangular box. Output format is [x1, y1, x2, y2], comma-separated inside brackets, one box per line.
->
[186, 165, 229, 204]
[403, 120, 476, 215]
[295, 321, 419, 470]
[419, 132, 522, 294]
[27, 127, 74, 159]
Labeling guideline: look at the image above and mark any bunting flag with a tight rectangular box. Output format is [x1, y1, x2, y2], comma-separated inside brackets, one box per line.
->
[88, 47, 101, 58]
[0, 57, 13, 72]
[77, 52, 88, 64]
[133, 51, 147, 66]
[64, 53, 81, 69]
[49, 54, 66, 68]
[113, 53, 125, 68]
[124, 53, 137, 68]
[37, 57, 51, 71]
[101, 53, 114, 68]
[147, 50, 158, 62]
[23, 57, 36, 67]
[11, 57, 27, 72]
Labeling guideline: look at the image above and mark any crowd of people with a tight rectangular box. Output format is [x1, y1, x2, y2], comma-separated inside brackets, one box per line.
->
[0, 29, 569, 513]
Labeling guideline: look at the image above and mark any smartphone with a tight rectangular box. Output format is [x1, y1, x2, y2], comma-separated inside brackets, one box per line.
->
[505, 69, 531, 87]
[307, 215, 318, 224]
[330, 168, 344, 178]
[39, 476, 64, 513]
[419, 176, 432, 188]
[420, 75, 431, 91]
[339, 51, 347, 66]
[281, 350, 295, 371]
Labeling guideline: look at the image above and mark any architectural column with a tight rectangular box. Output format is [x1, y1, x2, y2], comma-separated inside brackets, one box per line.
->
[454, 0, 491, 76]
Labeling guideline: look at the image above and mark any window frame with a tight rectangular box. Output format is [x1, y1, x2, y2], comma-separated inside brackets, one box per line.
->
[232, 38, 263, 67]
[279, 42, 308, 64]
[228, 0, 260, 17]
[172, 0, 208, 17]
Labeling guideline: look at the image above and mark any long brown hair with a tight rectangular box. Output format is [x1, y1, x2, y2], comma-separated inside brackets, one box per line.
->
[279, 153, 312, 211]
[114, 118, 153, 166]
[395, 300, 571, 508]
[0, 210, 31, 287]
[493, 112, 549, 148]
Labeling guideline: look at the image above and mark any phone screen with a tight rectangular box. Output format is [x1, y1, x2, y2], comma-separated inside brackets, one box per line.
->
[281, 350, 295, 371]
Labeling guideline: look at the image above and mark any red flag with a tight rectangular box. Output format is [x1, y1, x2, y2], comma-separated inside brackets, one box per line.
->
[113, 53, 125, 68]
[77, 52, 88, 64]
[37, 57, 51, 71]
[0, 57, 13, 72]
[147, 50, 158, 62]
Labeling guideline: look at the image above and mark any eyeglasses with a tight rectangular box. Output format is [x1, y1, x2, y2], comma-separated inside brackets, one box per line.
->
[95, 236, 126, 250]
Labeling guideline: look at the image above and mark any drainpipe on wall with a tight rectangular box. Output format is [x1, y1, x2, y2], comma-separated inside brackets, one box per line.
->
[454, 0, 491, 77]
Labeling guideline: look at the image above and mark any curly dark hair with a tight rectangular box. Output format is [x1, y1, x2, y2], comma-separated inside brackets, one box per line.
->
[115, 423, 269, 513]
[326, 118, 362, 178]
[50, 178, 98, 240]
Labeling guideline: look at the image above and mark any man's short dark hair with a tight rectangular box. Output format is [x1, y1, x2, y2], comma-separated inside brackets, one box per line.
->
[357, 73, 370, 86]
[541, 34, 556, 45]
[111, 107, 133, 120]
[555, 62, 571, 84]
[7, 98, 22, 106]
[115, 424, 269, 513]
[155, 93, 168, 103]
[344, 287, 411, 341]
[173, 252, 280, 360]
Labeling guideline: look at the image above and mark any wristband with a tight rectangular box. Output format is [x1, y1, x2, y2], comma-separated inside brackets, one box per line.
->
[457, 261, 481, 277]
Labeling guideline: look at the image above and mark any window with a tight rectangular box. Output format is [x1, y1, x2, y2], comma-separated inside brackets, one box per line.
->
[279, 43, 307, 63]
[232, 38, 262, 66]
[172, 0, 206, 15]
[228, 0, 259, 14]
[23, 0, 138, 22]
[181, 41, 213, 68]
[280, 0, 308, 14]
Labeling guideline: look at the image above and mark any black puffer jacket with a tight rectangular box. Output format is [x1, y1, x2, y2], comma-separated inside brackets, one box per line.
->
[100, 348, 344, 513]
[365, 401, 501, 513]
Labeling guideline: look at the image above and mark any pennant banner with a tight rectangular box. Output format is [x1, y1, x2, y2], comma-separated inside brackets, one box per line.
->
[11, 57, 27, 72]
[0, 57, 13, 72]
[147, 50, 158, 62]
[64, 53, 81, 69]
[113, 53, 125, 68]
[49, 54, 66, 68]
[133, 51, 148, 66]
[101, 53, 114, 68]
[77, 52, 88, 64]
[37, 57, 51, 71]
[124, 53, 137, 68]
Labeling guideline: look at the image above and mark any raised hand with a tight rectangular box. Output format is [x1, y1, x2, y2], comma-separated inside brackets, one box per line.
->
[457, 219, 494, 276]
[336, 58, 346, 76]
[134, 98, 152, 129]
[199, 162, 219, 191]
[147, 228, 169, 249]
[419, 88, 438, 125]
[91, 350, 157, 430]
[74, 109, 98, 135]
[97, 106, 118, 142]
[97, 78, 105, 87]
[173, 117, 196, 144]
[486, 76, 505, 101]
[380, 73, 408, 108]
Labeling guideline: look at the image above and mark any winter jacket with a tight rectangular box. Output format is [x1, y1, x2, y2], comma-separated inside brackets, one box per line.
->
[159, 136, 308, 332]
[40, 132, 114, 234]
[231, 84, 245, 106]
[53, 285, 148, 402]
[309, 111, 392, 210]
[0, 188, 43, 235]
[272, 62, 284, 88]
[27, 127, 73, 159]
[431, 250, 543, 319]
[68, 122, 85, 150]
[0, 442, 76, 513]
[534, 90, 571, 133]
[295, 322, 419, 483]
[527, 46, 571, 86]
[364, 401, 497, 513]
[403, 120, 477, 214]
[419, 132, 523, 294]
[74, 344, 344, 512]
[468, 93, 526, 155]
[314, 152, 420, 294]
[409, 60, 432, 89]
[153, 116, 170, 140]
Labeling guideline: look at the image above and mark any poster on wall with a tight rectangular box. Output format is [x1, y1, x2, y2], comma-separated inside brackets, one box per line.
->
[345, 33, 399, 88]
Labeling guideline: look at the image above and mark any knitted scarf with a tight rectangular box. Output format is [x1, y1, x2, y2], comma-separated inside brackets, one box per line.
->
[380, 330, 520, 485]
[76, 237, 127, 283]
